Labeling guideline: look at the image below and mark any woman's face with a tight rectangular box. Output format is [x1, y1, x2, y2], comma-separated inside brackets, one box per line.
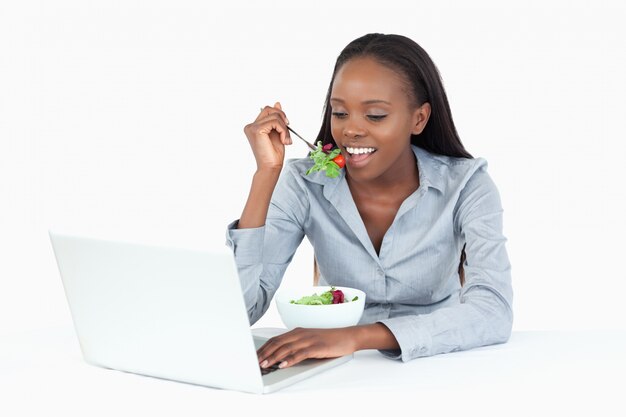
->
[330, 56, 430, 184]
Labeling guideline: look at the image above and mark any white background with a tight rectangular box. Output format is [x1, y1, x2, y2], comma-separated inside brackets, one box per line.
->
[2, 0, 625, 340]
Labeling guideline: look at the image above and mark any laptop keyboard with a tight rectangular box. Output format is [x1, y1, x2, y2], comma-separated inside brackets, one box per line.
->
[260, 363, 281, 376]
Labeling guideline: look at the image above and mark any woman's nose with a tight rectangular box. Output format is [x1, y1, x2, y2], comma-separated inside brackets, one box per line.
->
[343, 118, 366, 138]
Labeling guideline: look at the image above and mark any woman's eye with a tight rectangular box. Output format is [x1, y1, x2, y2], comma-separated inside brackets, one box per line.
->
[331, 112, 387, 121]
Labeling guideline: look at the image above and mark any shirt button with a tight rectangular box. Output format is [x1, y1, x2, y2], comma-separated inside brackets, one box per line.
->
[376, 268, 384, 276]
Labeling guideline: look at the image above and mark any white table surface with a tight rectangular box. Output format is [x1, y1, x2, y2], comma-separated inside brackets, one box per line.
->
[1, 327, 625, 416]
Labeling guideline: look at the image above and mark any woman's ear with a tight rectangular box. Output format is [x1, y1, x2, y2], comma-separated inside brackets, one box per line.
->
[411, 102, 431, 135]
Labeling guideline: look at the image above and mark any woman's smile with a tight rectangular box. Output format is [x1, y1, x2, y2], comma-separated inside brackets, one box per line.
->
[344, 146, 378, 167]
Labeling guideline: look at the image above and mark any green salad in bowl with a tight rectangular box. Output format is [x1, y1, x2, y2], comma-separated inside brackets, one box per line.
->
[276, 286, 366, 329]
[290, 286, 359, 305]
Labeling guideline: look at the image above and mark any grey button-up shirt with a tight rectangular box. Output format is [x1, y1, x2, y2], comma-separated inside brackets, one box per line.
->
[225, 145, 513, 362]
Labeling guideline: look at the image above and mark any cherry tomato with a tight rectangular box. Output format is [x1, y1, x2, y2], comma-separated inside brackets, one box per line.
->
[332, 154, 345, 169]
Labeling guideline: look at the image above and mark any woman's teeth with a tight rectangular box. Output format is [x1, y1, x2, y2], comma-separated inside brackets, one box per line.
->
[346, 147, 376, 155]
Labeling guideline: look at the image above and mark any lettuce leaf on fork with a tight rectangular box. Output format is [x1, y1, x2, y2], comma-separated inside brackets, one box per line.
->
[305, 141, 343, 178]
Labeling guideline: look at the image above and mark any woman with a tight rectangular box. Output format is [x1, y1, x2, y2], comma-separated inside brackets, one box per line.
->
[225, 33, 513, 369]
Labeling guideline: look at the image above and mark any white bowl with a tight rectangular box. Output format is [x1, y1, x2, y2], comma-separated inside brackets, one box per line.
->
[275, 286, 366, 329]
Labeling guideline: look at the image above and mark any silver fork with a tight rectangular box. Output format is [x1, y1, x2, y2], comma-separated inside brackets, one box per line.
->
[286, 126, 317, 151]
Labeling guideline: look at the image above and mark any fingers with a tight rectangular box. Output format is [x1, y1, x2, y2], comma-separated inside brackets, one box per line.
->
[272, 350, 312, 369]
[251, 102, 292, 145]
[256, 116, 291, 145]
[255, 101, 290, 126]
[245, 113, 291, 145]
[257, 329, 318, 369]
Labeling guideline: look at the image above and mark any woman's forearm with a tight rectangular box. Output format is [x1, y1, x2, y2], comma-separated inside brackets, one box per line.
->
[237, 168, 282, 229]
[353, 323, 400, 351]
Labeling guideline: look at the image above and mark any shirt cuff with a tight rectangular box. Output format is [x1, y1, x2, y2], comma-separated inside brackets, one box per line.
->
[376, 316, 432, 362]
[225, 219, 265, 265]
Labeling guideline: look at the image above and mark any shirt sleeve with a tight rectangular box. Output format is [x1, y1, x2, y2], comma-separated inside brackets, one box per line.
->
[225, 161, 308, 325]
[376, 160, 513, 362]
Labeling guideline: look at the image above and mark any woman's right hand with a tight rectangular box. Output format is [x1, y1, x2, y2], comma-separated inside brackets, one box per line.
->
[243, 102, 292, 171]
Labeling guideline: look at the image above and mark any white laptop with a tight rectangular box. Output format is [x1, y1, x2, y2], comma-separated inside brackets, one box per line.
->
[48, 230, 352, 394]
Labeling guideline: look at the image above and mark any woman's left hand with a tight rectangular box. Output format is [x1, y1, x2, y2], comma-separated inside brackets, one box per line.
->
[257, 327, 359, 369]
